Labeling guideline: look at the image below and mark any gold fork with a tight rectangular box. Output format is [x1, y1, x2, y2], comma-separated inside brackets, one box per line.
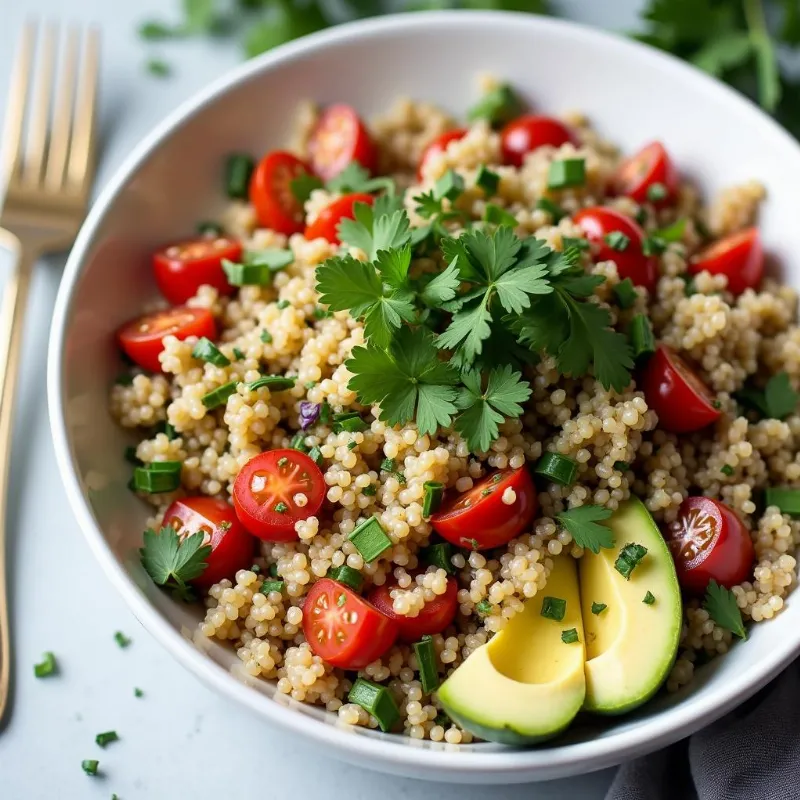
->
[0, 22, 100, 725]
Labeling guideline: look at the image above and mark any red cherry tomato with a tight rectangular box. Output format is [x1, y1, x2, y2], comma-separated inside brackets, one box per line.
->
[573, 206, 658, 291]
[665, 496, 755, 594]
[500, 115, 577, 167]
[431, 468, 537, 551]
[232, 449, 325, 541]
[367, 575, 458, 642]
[249, 151, 310, 236]
[308, 104, 377, 181]
[612, 142, 678, 206]
[117, 307, 216, 373]
[417, 129, 467, 179]
[163, 497, 255, 588]
[641, 345, 721, 434]
[153, 236, 241, 305]
[304, 193, 375, 244]
[689, 227, 764, 296]
[303, 579, 398, 669]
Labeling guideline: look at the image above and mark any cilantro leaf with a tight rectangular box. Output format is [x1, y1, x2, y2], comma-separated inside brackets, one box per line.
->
[690, 31, 752, 77]
[243, 1, 328, 58]
[556, 505, 614, 554]
[346, 327, 460, 435]
[338, 196, 409, 259]
[735, 372, 799, 420]
[375, 244, 412, 290]
[140, 526, 211, 601]
[326, 161, 395, 195]
[419, 258, 461, 307]
[436, 297, 493, 361]
[290, 173, 324, 204]
[703, 579, 746, 639]
[454, 366, 531, 452]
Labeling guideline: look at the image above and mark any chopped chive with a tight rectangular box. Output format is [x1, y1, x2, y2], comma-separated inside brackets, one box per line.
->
[764, 487, 800, 516]
[34, 652, 57, 678]
[274, 502, 288, 513]
[201, 381, 238, 410]
[192, 337, 230, 367]
[232, 347, 245, 360]
[534, 453, 578, 486]
[540, 596, 566, 621]
[655, 218, 686, 242]
[604, 231, 630, 251]
[347, 678, 400, 732]
[114, 631, 131, 648]
[260, 330, 273, 344]
[613, 460, 630, 472]
[114, 372, 134, 386]
[124, 446, 142, 466]
[247, 375, 295, 392]
[422, 481, 444, 517]
[475, 164, 500, 195]
[313, 306, 333, 320]
[332, 412, 367, 433]
[348, 516, 392, 563]
[484, 204, 517, 228]
[134, 687, 144, 698]
[196, 220, 223, 237]
[319, 402, 332, 425]
[327, 565, 363, 592]
[476, 599, 493, 616]
[290, 433, 308, 453]
[643, 591, 656, 605]
[380, 458, 395, 472]
[413, 636, 440, 693]
[467, 83, 524, 126]
[225, 153, 255, 200]
[613, 278, 638, 309]
[721, 464, 735, 477]
[535, 197, 566, 222]
[561, 628, 579, 644]
[547, 158, 585, 190]
[629, 314, 656, 361]
[614, 542, 648, 580]
[81, 760, 100, 776]
[95, 731, 119, 748]
[646, 182, 668, 203]
[308, 445, 323, 465]
[277, 299, 291, 310]
[259, 579, 285, 595]
[591, 602, 607, 615]
[434, 169, 464, 202]
[132, 461, 182, 493]
[420, 542, 455, 574]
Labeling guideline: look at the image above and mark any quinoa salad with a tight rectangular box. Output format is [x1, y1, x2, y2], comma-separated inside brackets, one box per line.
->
[111, 78, 800, 745]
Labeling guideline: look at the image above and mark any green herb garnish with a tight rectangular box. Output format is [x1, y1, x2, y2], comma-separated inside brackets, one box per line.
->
[192, 337, 230, 367]
[703, 579, 746, 639]
[540, 596, 566, 621]
[467, 83, 524, 126]
[34, 652, 57, 678]
[614, 542, 648, 580]
[556, 505, 614, 554]
[81, 760, 99, 777]
[604, 231, 630, 251]
[643, 591, 656, 605]
[547, 158, 585, 190]
[348, 516, 392, 563]
[95, 731, 119, 748]
[591, 602, 607, 615]
[114, 631, 131, 649]
[735, 372, 799, 420]
[561, 628, 579, 644]
[139, 526, 211, 602]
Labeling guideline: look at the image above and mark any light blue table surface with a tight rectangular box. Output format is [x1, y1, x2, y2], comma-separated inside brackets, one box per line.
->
[0, 1, 644, 797]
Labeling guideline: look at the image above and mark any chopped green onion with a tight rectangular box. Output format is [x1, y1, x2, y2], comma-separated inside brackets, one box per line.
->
[192, 337, 230, 367]
[420, 542, 455, 574]
[222, 249, 293, 285]
[332, 412, 367, 433]
[467, 83, 523, 127]
[684, 276, 697, 296]
[764, 487, 800, 516]
[613, 460, 630, 472]
[613, 278, 638, 309]
[591, 602, 607, 615]
[134, 687, 144, 698]
[476, 599, 493, 616]
[327, 565, 363, 592]
[604, 231, 630, 251]
[380, 458, 395, 472]
[319, 403, 332, 425]
[225, 154, 254, 200]
[95, 731, 119, 748]
[124, 446, 142, 466]
[232, 347, 245, 360]
[201, 381, 238, 410]
[614, 542, 648, 580]
[259, 579, 285, 595]
[348, 516, 392, 563]
[535, 197, 566, 222]
[561, 628, 579, 644]
[646, 182, 667, 202]
[547, 158, 585, 190]
[484, 204, 517, 227]
[540, 596, 566, 621]
[247, 375, 296, 392]
[643, 591, 656, 605]
[114, 631, 131, 648]
[313, 307, 333, 319]
[413, 636, 439, 693]
[277, 299, 291, 310]
[642, 236, 666, 256]
[534, 452, 578, 486]
[721, 464, 735, 477]
[290, 433, 308, 453]
[196, 220, 223, 237]
[308, 445, 323, 465]
[133, 461, 182, 493]
[629, 314, 656, 361]
[34, 652, 57, 678]
[561, 236, 590, 251]
[475, 165, 500, 195]
[81, 760, 99, 776]
[361, 484, 376, 496]
[434, 169, 465, 202]
[422, 481, 444, 517]
[347, 678, 400, 732]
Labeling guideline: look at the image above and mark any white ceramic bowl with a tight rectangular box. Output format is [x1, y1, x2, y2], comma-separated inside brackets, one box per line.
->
[47, 10, 800, 784]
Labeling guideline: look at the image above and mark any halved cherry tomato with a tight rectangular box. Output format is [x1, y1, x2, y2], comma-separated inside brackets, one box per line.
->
[249, 151, 310, 236]
[367, 575, 458, 642]
[117, 307, 216, 373]
[689, 227, 764, 296]
[308, 104, 377, 181]
[163, 496, 255, 588]
[232, 449, 325, 541]
[431, 468, 537, 551]
[500, 115, 577, 167]
[304, 192, 374, 244]
[153, 236, 241, 304]
[665, 496, 755, 594]
[641, 345, 721, 434]
[417, 129, 467, 180]
[303, 579, 398, 669]
[612, 142, 678, 206]
[573, 206, 658, 291]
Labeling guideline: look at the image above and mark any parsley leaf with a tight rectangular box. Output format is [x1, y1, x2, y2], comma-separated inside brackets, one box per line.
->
[140, 526, 211, 602]
[346, 327, 460, 436]
[556, 505, 614, 554]
[454, 366, 532, 452]
[735, 372, 799, 420]
[338, 195, 409, 259]
[703, 579, 746, 639]
[419, 258, 461, 307]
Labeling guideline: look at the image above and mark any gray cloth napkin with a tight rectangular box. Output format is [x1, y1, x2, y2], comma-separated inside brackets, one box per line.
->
[606, 662, 800, 800]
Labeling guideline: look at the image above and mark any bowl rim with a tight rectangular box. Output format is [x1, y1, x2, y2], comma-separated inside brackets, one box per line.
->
[47, 9, 800, 781]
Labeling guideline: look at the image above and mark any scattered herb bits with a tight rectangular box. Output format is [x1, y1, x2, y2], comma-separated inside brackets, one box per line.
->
[467, 83, 523, 126]
[348, 678, 400, 733]
[721, 464, 735, 477]
[225, 153, 255, 200]
[643, 591, 656, 605]
[201, 381, 238, 410]
[34, 651, 57, 678]
[413, 636, 440, 694]
[534, 452, 578, 486]
[259, 579, 285, 596]
[114, 631, 131, 648]
[134, 687, 144, 698]
[547, 158, 585, 189]
[604, 231, 630, 251]
[191, 337, 230, 367]
[628, 314, 656, 361]
[613, 278, 638, 309]
[591, 602, 607, 615]
[476, 599, 493, 616]
[132, 461, 182, 493]
[475, 164, 500, 195]
[348, 516, 392, 563]
[95, 731, 119, 748]
[247, 375, 296, 392]
[327, 565, 363, 592]
[561, 628, 579, 644]
[535, 197, 566, 221]
[614, 543, 648, 580]
[540, 596, 567, 621]
[484, 203, 518, 227]
[422, 481, 444, 517]
[421, 542, 455, 575]
[613, 461, 630, 472]
[81, 760, 100, 777]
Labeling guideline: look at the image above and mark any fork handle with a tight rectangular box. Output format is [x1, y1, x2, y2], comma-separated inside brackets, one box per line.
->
[0, 228, 36, 726]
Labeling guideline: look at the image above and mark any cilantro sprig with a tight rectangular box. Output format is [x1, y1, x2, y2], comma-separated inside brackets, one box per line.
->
[556, 505, 614, 554]
[734, 371, 799, 420]
[140, 526, 211, 602]
[703, 579, 747, 639]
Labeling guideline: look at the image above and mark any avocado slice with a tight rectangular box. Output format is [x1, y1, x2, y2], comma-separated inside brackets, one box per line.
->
[580, 498, 682, 715]
[437, 554, 586, 744]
